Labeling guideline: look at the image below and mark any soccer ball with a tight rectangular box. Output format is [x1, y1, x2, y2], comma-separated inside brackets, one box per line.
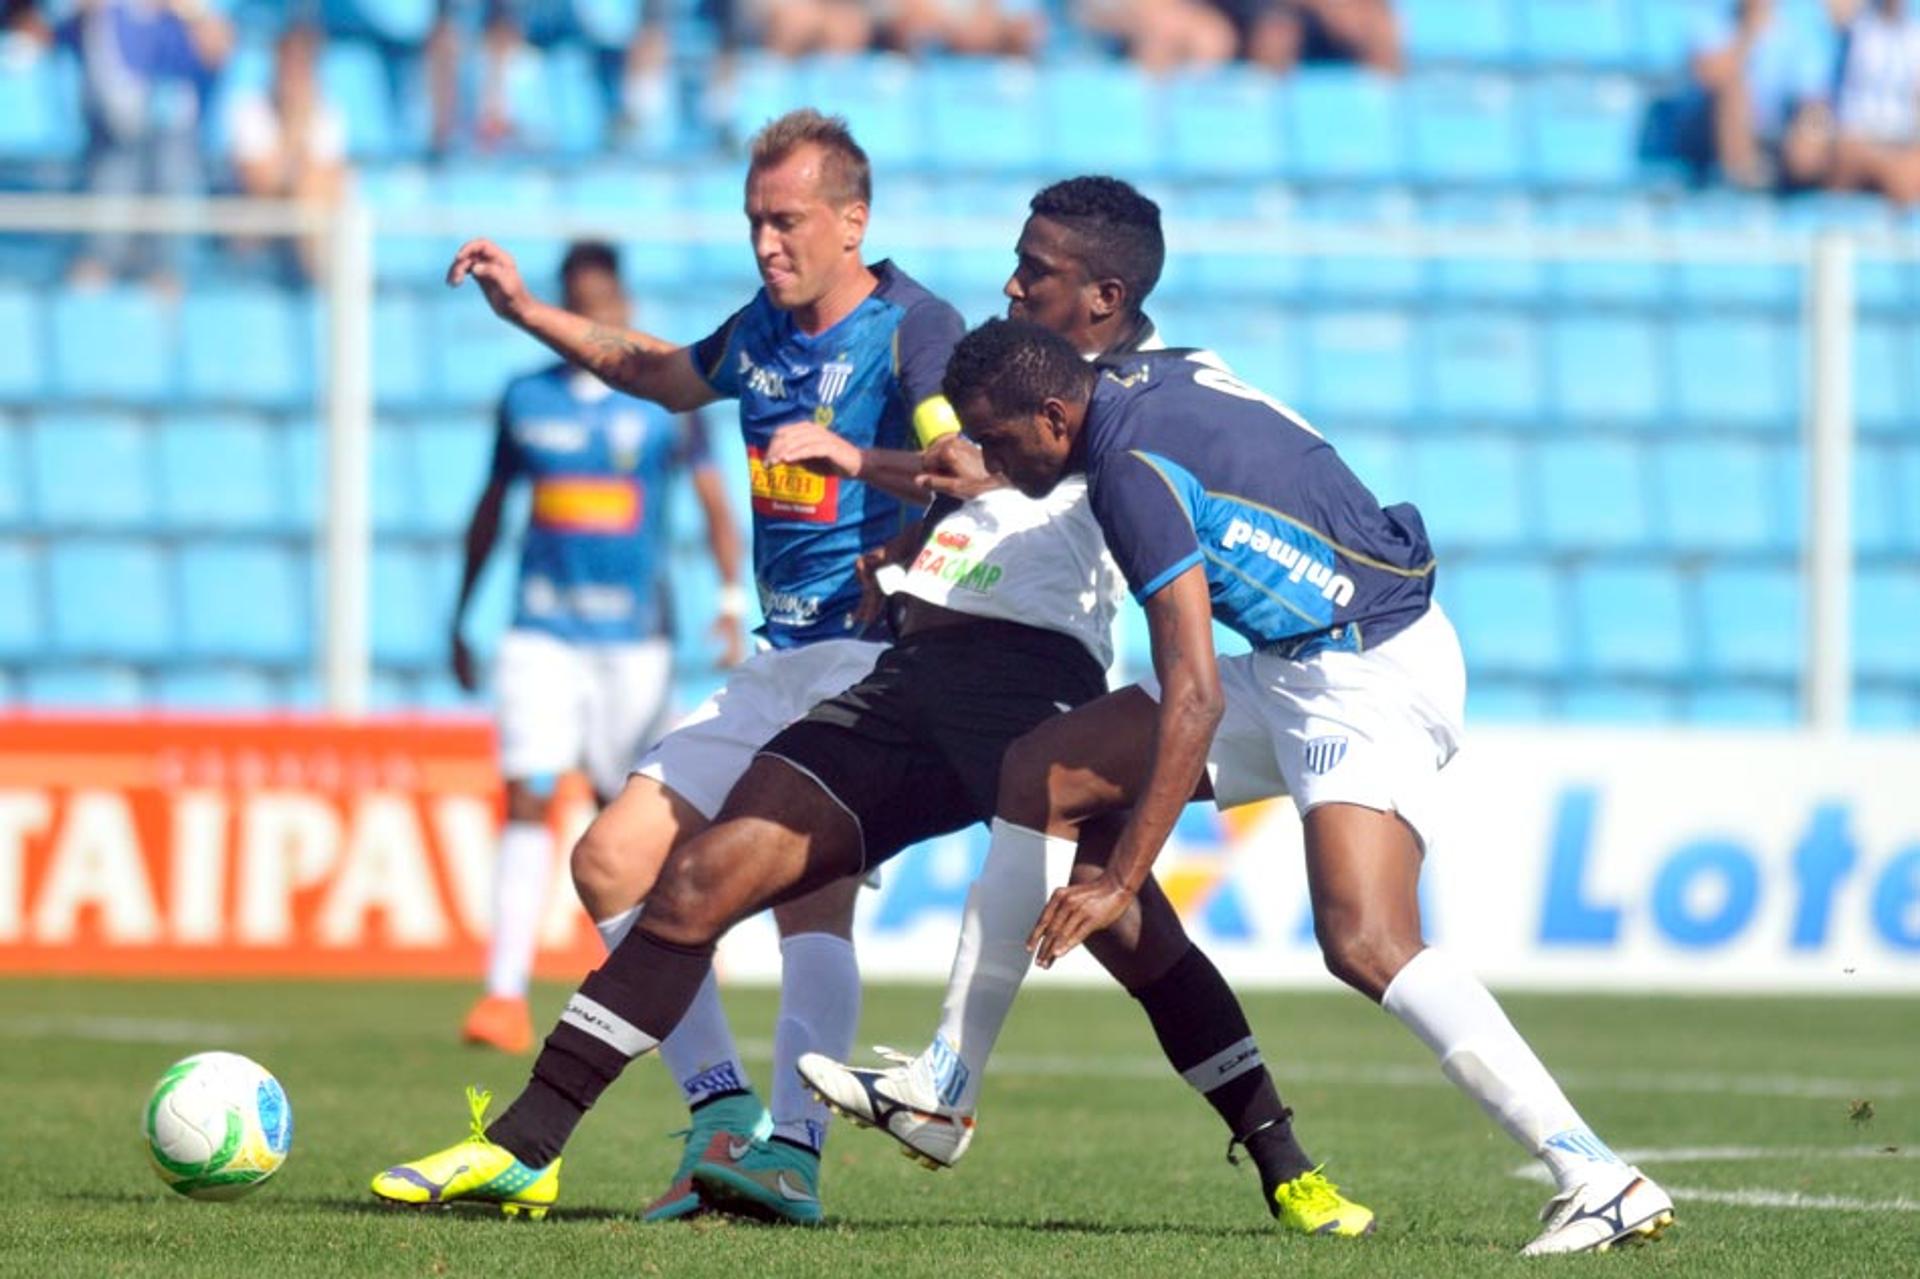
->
[142, 1051, 293, 1200]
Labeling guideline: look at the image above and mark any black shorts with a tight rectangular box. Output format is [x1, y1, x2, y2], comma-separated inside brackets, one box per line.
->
[756, 618, 1108, 873]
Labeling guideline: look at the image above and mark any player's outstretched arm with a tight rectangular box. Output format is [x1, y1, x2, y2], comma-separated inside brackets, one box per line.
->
[447, 238, 718, 412]
[1030, 565, 1222, 967]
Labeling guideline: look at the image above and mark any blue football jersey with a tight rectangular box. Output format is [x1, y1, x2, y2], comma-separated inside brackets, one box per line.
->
[491, 363, 712, 645]
[691, 260, 964, 648]
[1082, 351, 1435, 655]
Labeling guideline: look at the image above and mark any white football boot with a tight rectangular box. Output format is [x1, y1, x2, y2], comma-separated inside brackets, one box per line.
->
[795, 1047, 975, 1170]
[1522, 1165, 1674, 1255]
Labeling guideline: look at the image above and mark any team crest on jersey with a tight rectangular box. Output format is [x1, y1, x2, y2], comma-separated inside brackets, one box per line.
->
[608, 411, 646, 472]
[818, 358, 855, 405]
[1304, 736, 1348, 775]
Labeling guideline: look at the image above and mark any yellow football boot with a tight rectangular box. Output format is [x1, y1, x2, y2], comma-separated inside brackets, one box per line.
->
[1273, 1166, 1377, 1237]
[370, 1086, 560, 1219]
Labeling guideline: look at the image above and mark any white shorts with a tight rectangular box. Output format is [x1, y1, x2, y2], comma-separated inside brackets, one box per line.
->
[634, 637, 888, 819]
[1140, 604, 1466, 850]
[496, 629, 674, 800]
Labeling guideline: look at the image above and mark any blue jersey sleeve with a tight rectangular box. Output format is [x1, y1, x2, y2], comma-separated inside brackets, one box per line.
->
[894, 296, 965, 409]
[1090, 449, 1205, 602]
[691, 304, 751, 398]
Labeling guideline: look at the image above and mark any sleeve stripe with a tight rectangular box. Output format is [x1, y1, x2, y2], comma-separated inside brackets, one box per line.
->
[911, 395, 961, 447]
[1136, 550, 1204, 602]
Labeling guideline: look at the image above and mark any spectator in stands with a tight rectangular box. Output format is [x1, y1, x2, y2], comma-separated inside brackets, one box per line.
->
[1077, 0, 1237, 71]
[2, 0, 49, 45]
[1827, 0, 1920, 202]
[61, 0, 233, 292]
[876, 0, 1045, 58]
[227, 22, 346, 280]
[1252, 0, 1401, 73]
[1689, 0, 1833, 191]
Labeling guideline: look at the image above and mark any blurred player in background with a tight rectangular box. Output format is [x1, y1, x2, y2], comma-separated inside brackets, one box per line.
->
[452, 240, 746, 1056]
[438, 108, 965, 1222]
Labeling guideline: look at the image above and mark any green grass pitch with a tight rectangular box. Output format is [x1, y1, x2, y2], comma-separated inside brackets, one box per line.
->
[4, 979, 1916, 1277]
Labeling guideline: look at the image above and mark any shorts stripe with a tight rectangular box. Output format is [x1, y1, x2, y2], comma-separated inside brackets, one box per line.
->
[560, 994, 658, 1058]
[1181, 1036, 1264, 1094]
[755, 749, 869, 869]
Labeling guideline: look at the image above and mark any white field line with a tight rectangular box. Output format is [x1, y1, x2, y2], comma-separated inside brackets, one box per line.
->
[1509, 1148, 1920, 1213]
[0, 1015, 286, 1045]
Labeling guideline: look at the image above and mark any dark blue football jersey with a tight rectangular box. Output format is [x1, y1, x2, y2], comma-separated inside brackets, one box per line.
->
[1082, 351, 1435, 656]
[691, 260, 964, 648]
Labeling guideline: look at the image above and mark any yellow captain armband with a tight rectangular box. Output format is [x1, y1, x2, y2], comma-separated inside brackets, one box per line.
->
[912, 395, 962, 448]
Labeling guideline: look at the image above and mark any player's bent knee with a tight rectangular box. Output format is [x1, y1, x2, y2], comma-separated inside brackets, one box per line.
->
[1316, 924, 1418, 1001]
[638, 849, 734, 947]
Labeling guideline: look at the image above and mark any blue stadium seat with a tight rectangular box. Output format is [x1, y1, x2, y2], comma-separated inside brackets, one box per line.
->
[1536, 438, 1653, 549]
[1301, 311, 1415, 420]
[372, 543, 440, 666]
[1853, 568, 1920, 680]
[543, 44, 610, 158]
[1853, 443, 1899, 555]
[371, 291, 430, 408]
[1466, 679, 1553, 723]
[1421, 194, 1545, 302]
[1299, 191, 1423, 302]
[435, 167, 560, 283]
[1287, 69, 1404, 183]
[729, 53, 809, 144]
[1855, 687, 1920, 729]
[0, 49, 82, 161]
[428, 290, 552, 409]
[1633, 0, 1721, 73]
[1177, 306, 1302, 406]
[1896, 444, 1920, 553]
[372, 424, 416, 534]
[414, 417, 496, 537]
[30, 411, 155, 530]
[1401, 0, 1516, 64]
[181, 289, 310, 408]
[0, 286, 42, 400]
[1165, 67, 1284, 179]
[1539, 194, 1665, 303]
[800, 54, 924, 169]
[1672, 317, 1799, 430]
[573, 0, 644, 49]
[1697, 565, 1801, 681]
[22, 664, 145, 709]
[49, 288, 177, 403]
[1169, 187, 1304, 302]
[1654, 438, 1777, 553]
[1518, 0, 1634, 68]
[48, 538, 172, 659]
[559, 166, 683, 287]
[1423, 313, 1542, 422]
[1043, 61, 1158, 174]
[1664, 195, 1799, 307]
[0, 416, 23, 529]
[1330, 427, 1406, 500]
[157, 413, 284, 532]
[1855, 319, 1912, 432]
[1559, 684, 1678, 723]
[1406, 73, 1522, 185]
[925, 59, 1045, 172]
[359, 165, 445, 285]
[154, 666, 280, 710]
[1570, 563, 1690, 676]
[320, 40, 399, 159]
[1684, 685, 1798, 727]
[1406, 436, 1528, 550]
[1546, 315, 1664, 425]
[175, 541, 308, 662]
[1524, 76, 1646, 188]
[1440, 561, 1566, 676]
[0, 540, 40, 660]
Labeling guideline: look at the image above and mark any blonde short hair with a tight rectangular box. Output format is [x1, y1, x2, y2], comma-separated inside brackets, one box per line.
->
[748, 108, 872, 208]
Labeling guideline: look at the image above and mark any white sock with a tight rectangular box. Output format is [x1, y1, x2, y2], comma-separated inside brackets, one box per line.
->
[771, 932, 861, 1152]
[485, 821, 552, 998]
[923, 818, 1064, 1113]
[1382, 947, 1625, 1191]
[596, 906, 754, 1108]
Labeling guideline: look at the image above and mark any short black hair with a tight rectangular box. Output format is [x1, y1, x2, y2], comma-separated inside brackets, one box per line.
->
[942, 319, 1097, 422]
[1028, 176, 1165, 312]
[560, 240, 621, 284]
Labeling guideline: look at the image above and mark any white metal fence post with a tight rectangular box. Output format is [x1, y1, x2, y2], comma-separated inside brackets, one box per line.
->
[1805, 232, 1856, 733]
[322, 197, 374, 717]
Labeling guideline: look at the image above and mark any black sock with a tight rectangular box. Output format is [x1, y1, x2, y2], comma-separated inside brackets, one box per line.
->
[1131, 944, 1315, 1210]
[486, 928, 715, 1167]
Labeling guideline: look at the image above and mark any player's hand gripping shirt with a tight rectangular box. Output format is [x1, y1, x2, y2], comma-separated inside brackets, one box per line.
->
[492, 363, 711, 645]
[692, 260, 965, 648]
[1084, 351, 1435, 655]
